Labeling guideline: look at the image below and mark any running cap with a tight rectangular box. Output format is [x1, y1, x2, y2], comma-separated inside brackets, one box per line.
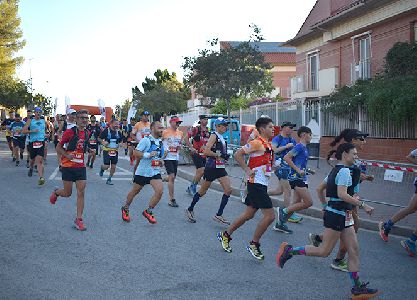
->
[281, 121, 296, 128]
[214, 117, 229, 126]
[34, 107, 42, 112]
[351, 129, 369, 138]
[67, 108, 76, 114]
[170, 116, 183, 123]
[141, 111, 150, 116]
[199, 114, 208, 119]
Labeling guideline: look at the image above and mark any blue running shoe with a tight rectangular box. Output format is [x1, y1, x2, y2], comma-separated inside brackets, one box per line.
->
[288, 213, 303, 223]
[273, 223, 293, 234]
[99, 169, 104, 177]
[400, 239, 416, 257]
[190, 184, 197, 195]
[186, 186, 193, 196]
[277, 207, 288, 224]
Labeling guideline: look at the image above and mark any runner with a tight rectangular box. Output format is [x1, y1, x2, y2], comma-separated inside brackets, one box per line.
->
[120, 119, 132, 156]
[24, 110, 34, 168]
[86, 116, 101, 169]
[121, 121, 165, 224]
[276, 143, 379, 300]
[52, 115, 60, 149]
[186, 117, 232, 224]
[98, 116, 107, 156]
[162, 116, 184, 207]
[57, 110, 76, 171]
[276, 126, 314, 229]
[131, 111, 151, 176]
[217, 117, 275, 260]
[309, 129, 372, 272]
[268, 121, 300, 234]
[49, 109, 90, 231]
[127, 117, 136, 165]
[22, 107, 46, 185]
[43, 116, 54, 164]
[1, 113, 14, 158]
[185, 114, 210, 196]
[10, 113, 26, 166]
[98, 118, 122, 185]
[379, 148, 417, 257]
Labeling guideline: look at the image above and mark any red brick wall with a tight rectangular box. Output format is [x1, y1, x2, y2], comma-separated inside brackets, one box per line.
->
[272, 70, 296, 92]
[320, 136, 417, 163]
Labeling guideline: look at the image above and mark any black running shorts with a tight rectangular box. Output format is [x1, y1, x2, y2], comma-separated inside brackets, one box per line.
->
[191, 153, 206, 169]
[13, 137, 25, 150]
[134, 174, 162, 186]
[203, 168, 228, 182]
[164, 160, 179, 175]
[245, 182, 273, 209]
[103, 150, 118, 165]
[323, 210, 354, 232]
[61, 167, 87, 182]
[289, 179, 308, 190]
[28, 141, 45, 159]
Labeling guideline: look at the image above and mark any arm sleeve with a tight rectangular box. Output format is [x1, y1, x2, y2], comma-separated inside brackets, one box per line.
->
[335, 168, 352, 187]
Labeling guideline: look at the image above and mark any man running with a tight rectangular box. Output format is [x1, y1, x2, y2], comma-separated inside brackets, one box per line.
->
[2, 113, 14, 158]
[49, 109, 90, 231]
[185, 114, 210, 196]
[98, 118, 122, 185]
[120, 119, 132, 156]
[269, 121, 300, 234]
[121, 121, 165, 224]
[379, 148, 417, 256]
[127, 117, 136, 165]
[10, 114, 26, 166]
[24, 110, 34, 168]
[86, 116, 101, 169]
[131, 111, 151, 176]
[217, 117, 275, 260]
[22, 107, 47, 185]
[43, 116, 54, 164]
[162, 116, 184, 207]
[277, 126, 314, 228]
[186, 117, 232, 224]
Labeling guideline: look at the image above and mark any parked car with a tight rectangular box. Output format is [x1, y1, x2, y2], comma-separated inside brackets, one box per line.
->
[192, 114, 241, 146]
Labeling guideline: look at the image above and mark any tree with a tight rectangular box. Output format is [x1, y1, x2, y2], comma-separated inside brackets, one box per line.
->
[115, 98, 132, 120]
[0, 0, 26, 80]
[0, 77, 30, 110]
[30, 93, 56, 116]
[211, 97, 250, 115]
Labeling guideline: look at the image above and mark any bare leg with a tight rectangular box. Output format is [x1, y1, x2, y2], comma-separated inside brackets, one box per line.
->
[168, 173, 176, 200]
[55, 181, 73, 197]
[149, 179, 164, 208]
[75, 180, 86, 219]
[252, 208, 275, 243]
[125, 183, 143, 207]
[227, 206, 257, 235]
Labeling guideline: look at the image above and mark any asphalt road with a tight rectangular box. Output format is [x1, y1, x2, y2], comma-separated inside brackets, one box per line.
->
[0, 142, 416, 300]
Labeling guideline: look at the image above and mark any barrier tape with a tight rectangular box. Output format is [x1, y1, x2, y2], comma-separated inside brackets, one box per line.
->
[364, 162, 417, 173]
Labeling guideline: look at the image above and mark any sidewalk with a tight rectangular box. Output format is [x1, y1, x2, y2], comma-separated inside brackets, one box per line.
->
[177, 159, 416, 237]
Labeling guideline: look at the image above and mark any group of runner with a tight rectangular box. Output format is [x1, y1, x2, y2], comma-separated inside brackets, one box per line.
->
[3, 108, 416, 300]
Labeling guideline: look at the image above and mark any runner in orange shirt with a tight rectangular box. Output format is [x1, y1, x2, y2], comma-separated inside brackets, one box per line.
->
[162, 116, 184, 207]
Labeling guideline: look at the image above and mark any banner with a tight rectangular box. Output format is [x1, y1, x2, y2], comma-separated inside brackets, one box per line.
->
[127, 102, 137, 125]
[97, 99, 106, 118]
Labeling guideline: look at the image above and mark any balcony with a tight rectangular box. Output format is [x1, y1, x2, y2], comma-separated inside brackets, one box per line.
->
[351, 59, 371, 83]
[290, 67, 339, 99]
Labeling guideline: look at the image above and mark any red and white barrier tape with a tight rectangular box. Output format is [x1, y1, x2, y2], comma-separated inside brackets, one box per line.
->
[365, 162, 417, 173]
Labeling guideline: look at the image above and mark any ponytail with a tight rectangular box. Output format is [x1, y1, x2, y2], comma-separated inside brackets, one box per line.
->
[334, 143, 356, 160]
[329, 129, 355, 147]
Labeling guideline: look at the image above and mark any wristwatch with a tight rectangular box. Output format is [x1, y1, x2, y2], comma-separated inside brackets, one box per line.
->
[359, 201, 365, 209]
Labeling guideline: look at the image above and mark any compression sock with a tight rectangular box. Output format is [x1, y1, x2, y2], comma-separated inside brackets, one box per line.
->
[216, 194, 230, 216]
[188, 193, 201, 211]
[410, 233, 417, 242]
[290, 246, 306, 255]
[349, 272, 361, 287]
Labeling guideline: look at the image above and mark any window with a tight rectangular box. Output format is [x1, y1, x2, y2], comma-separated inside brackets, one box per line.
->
[359, 37, 371, 79]
[413, 22, 417, 43]
[308, 53, 319, 90]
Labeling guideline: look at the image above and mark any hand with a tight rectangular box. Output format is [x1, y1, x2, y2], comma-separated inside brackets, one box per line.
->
[353, 194, 360, 201]
[149, 151, 158, 157]
[103, 141, 109, 146]
[245, 167, 255, 178]
[220, 153, 230, 161]
[363, 204, 374, 215]
[298, 169, 306, 176]
[366, 175, 375, 181]
[286, 143, 294, 149]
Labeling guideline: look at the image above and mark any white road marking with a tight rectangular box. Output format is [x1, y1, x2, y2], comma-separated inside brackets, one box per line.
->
[49, 166, 60, 180]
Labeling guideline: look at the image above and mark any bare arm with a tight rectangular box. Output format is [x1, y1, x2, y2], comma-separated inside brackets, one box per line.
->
[22, 119, 32, 134]
[316, 181, 327, 205]
[284, 152, 304, 176]
[337, 185, 373, 215]
[56, 143, 73, 160]
[234, 148, 253, 177]
[203, 134, 219, 157]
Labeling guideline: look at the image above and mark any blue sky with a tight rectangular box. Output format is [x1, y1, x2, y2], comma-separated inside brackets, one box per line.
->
[16, 0, 316, 113]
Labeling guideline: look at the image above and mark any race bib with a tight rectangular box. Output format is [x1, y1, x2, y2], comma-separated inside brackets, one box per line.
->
[169, 146, 178, 153]
[141, 133, 150, 138]
[13, 131, 21, 137]
[71, 152, 84, 164]
[151, 160, 161, 167]
[89, 140, 97, 145]
[109, 150, 117, 157]
[345, 210, 354, 227]
[215, 158, 225, 169]
[33, 141, 43, 149]
[264, 164, 272, 177]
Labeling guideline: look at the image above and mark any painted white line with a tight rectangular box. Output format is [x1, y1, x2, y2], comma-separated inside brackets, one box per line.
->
[95, 172, 132, 176]
[49, 166, 60, 180]
[101, 178, 132, 181]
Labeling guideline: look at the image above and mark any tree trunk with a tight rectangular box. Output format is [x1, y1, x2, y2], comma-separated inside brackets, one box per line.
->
[226, 98, 233, 145]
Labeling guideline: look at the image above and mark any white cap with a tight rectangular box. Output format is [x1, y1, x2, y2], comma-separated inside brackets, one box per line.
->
[67, 108, 76, 114]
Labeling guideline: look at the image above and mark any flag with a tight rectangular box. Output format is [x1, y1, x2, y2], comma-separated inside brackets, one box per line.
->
[65, 96, 71, 113]
[127, 102, 137, 125]
[98, 99, 106, 118]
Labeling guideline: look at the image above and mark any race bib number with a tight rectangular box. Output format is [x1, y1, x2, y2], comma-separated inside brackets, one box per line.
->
[109, 150, 117, 157]
[89, 140, 97, 145]
[345, 210, 354, 227]
[151, 160, 161, 167]
[215, 158, 225, 169]
[264, 164, 272, 177]
[13, 131, 21, 137]
[71, 153, 84, 164]
[169, 146, 178, 153]
[33, 141, 43, 149]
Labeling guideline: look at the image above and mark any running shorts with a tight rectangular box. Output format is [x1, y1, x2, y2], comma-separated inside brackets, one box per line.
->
[323, 210, 354, 232]
[164, 160, 179, 175]
[13, 137, 26, 150]
[134, 174, 162, 186]
[203, 168, 228, 182]
[28, 141, 45, 159]
[61, 167, 87, 182]
[289, 179, 308, 189]
[275, 168, 290, 180]
[191, 153, 206, 169]
[245, 182, 273, 209]
[103, 150, 118, 165]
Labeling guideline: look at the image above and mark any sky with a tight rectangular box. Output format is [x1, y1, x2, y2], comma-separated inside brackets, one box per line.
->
[16, 0, 316, 113]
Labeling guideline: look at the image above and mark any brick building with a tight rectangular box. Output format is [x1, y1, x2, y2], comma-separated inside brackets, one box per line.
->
[287, 0, 417, 163]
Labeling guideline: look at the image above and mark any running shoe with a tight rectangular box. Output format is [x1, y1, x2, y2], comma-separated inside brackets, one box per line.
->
[12, 157, 16, 162]
[15, 160, 19, 167]
[38, 177, 45, 185]
[168, 199, 179, 207]
[106, 178, 113, 185]
[213, 215, 230, 225]
[26, 161, 30, 168]
[74, 218, 87, 231]
[50, 189, 58, 204]
[186, 186, 193, 196]
[276, 242, 293, 268]
[99, 169, 104, 177]
[142, 209, 157, 224]
[121, 206, 130, 222]
[185, 209, 196, 223]
[273, 223, 293, 234]
[378, 221, 389, 242]
[20, 153, 23, 160]
[288, 213, 303, 223]
[350, 282, 379, 299]
[217, 231, 232, 253]
[246, 242, 264, 260]
[277, 207, 288, 224]
[308, 233, 322, 247]
[400, 239, 416, 257]
[331, 259, 348, 272]
[28, 168, 33, 177]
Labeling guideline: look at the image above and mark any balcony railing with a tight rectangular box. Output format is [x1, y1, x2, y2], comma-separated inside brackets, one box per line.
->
[291, 75, 306, 94]
[351, 59, 371, 83]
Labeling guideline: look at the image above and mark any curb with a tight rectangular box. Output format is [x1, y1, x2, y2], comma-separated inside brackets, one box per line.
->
[177, 168, 414, 238]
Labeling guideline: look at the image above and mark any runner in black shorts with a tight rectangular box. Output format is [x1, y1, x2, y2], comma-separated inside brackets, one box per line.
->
[186, 117, 232, 224]
[86, 116, 101, 168]
[277, 143, 379, 299]
[10, 114, 26, 166]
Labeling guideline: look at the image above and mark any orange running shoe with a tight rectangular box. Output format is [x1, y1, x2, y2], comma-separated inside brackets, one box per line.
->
[142, 209, 157, 224]
[74, 218, 87, 231]
[50, 189, 58, 205]
[121, 206, 130, 222]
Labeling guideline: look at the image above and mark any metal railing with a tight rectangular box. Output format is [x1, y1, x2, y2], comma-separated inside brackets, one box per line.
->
[351, 59, 371, 83]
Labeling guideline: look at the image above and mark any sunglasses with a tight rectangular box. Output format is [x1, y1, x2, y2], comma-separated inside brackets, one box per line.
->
[78, 116, 89, 120]
[357, 137, 366, 141]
